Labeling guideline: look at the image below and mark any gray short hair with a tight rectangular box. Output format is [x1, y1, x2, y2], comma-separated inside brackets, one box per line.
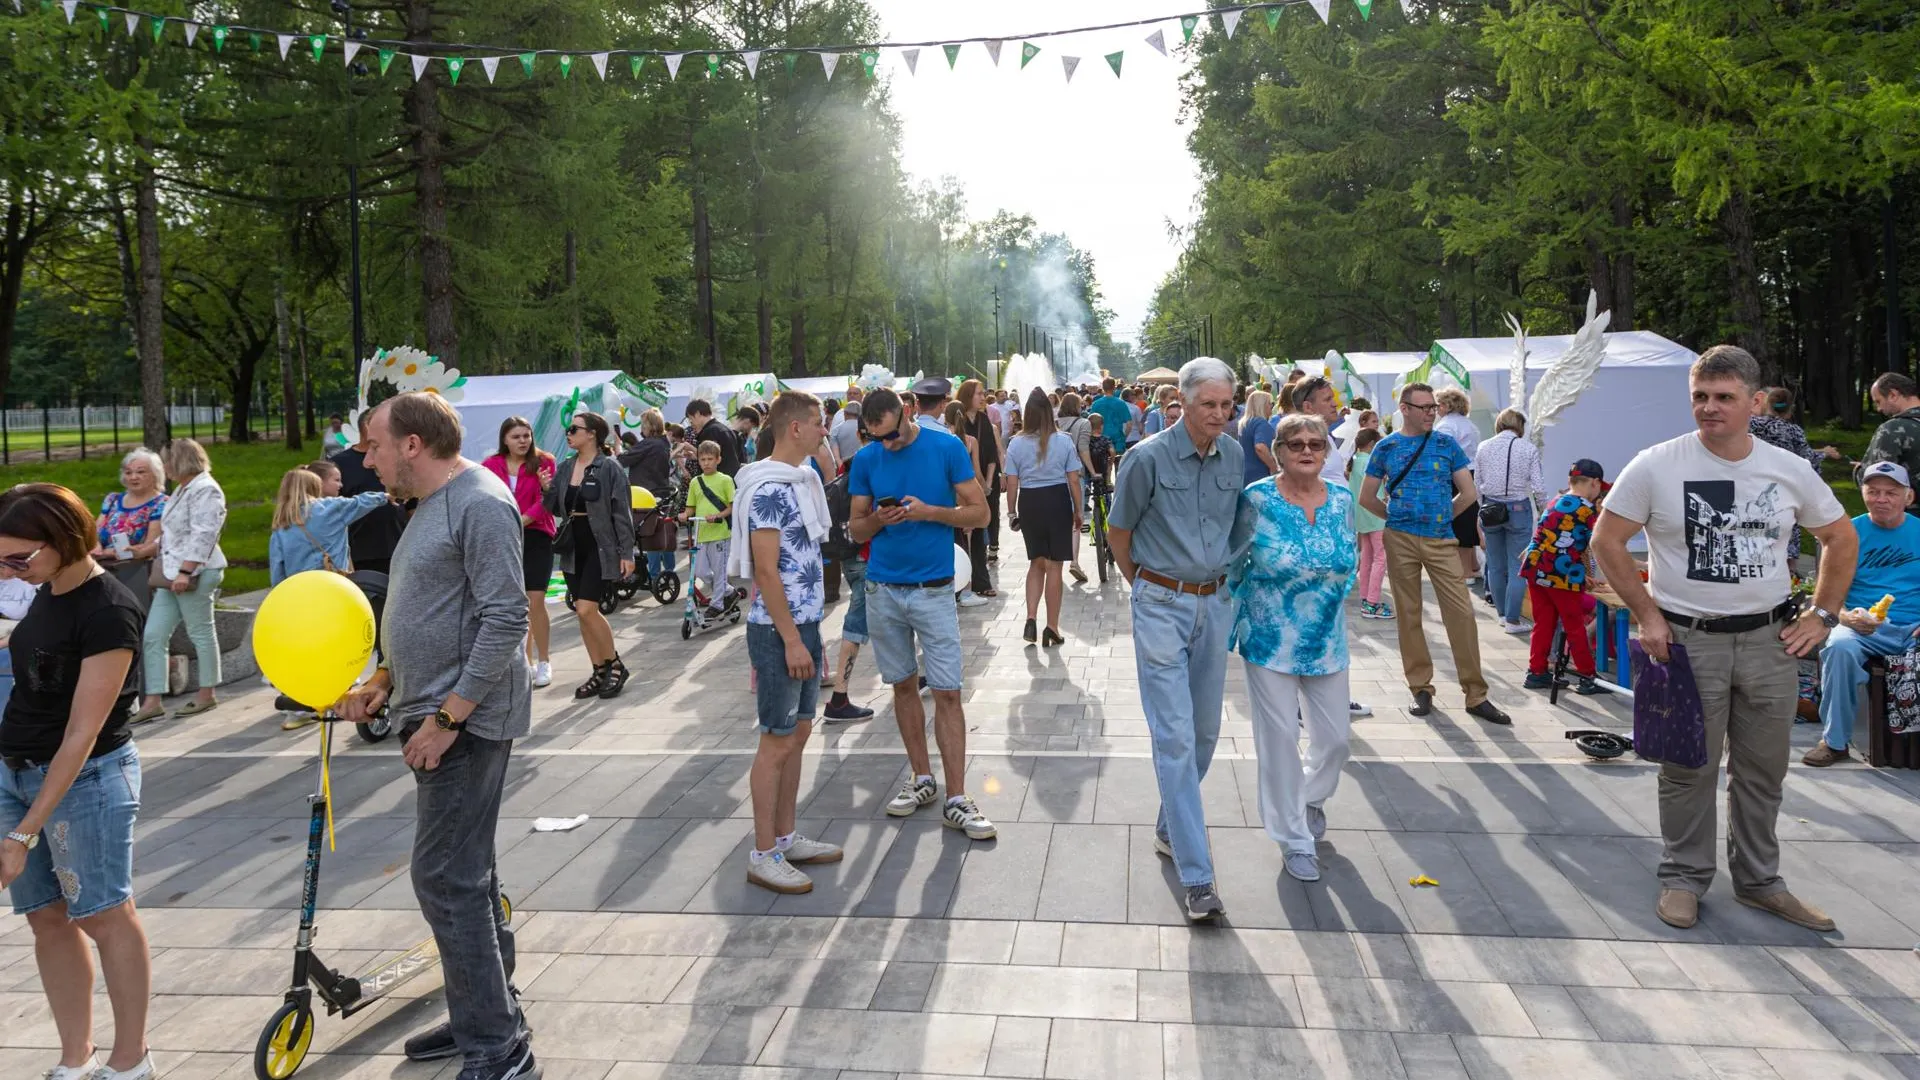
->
[1273, 413, 1329, 445]
[1692, 344, 1762, 392]
[121, 447, 165, 482]
[1178, 357, 1236, 398]
[1494, 408, 1526, 435]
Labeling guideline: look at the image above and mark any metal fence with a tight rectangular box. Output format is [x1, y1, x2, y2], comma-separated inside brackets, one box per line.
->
[0, 386, 354, 465]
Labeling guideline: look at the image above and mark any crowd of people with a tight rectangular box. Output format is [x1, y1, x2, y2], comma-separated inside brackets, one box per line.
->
[5, 344, 1920, 1078]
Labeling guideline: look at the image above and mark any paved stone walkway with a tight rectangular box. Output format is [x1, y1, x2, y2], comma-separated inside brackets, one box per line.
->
[7, 541, 1920, 1079]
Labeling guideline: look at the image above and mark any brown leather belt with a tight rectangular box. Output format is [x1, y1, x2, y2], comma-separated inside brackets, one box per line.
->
[1136, 568, 1226, 596]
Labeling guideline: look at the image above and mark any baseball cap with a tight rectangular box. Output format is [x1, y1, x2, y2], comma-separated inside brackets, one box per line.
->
[1569, 459, 1606, 481]
[1861, 460, 1912, 488]
[909, 377, 952, 400]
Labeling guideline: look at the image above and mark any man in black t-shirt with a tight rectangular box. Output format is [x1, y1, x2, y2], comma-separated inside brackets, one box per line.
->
[683, 399, 741, 477]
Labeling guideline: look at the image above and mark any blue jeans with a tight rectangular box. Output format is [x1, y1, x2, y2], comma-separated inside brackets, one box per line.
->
[866, 581, 963, 690]
[840, 559, 869, 645]
[746, 621, 823, 734]
[1131, 579, 1231, 887]
[1818, 621, 1915, 750]
[0, 645, 12, 715]
[1480, 503, 1534, 624]
[0, 743, 141, 918]
[646, 550, 672, 579]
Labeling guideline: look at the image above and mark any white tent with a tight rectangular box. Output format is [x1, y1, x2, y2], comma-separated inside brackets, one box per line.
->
[1343, 351, 1426, 411]
[783, 376, 856, 403]
[652, 373, 780, 427]
[454, 370, 630, 462]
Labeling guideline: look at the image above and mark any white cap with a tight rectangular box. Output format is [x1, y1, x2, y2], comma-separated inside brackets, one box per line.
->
[1861, 460, 1911, 489]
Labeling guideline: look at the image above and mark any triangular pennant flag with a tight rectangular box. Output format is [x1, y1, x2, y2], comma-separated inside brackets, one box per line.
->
[558, 54, 572, 78]
[591, 52, 608, 79]
[1019, 42, 1039, 68]
[899, 48, 917, 75]
[1307, 0, 1331, 23]
[1180, 15, 1199, 41]
[249, 32, 262, 52]
[985, 40, 1003, 66]
[151, 17, 165, 43]
[1355, 0, 1374, 19]
[743, 50, 761, 77]
[410, 53, 430, 81]
[860, 49, 877, 77]
[95, 8, 107, 32]
[518, 52, 535, 77]
[1105, 50, 1123, 77]
[1145, 29, 1167, 56]
[1265, 6, 1282, 29]
[820, 51, 838, 79]
[378, 48, 395, 75]
[629, 55, 644, 77]
[213, 25, 230, 50]
[664, 52, 682, 79]
[310, 35, 327, 61]
[123, 12, 137, 35]
[706, 53, 718, 77]
[783, 52, 796, 74]
[185, 22, 199, 46]
[1061, 55, 1079, 82]
[60, 0, 75, 23]
[943, 43, 959, 69]
[1223, 9, 1242, 37]
[483, 56, 501, 82]
[277, 34, 295, 60]
[343, 41, 362, 67]
[446, 57, 463, 84]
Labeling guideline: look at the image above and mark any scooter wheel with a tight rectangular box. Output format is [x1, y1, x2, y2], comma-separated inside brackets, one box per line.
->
[728, 609, 742, 625]
[356, 713, 393, 744]
[500, 893, 513, 924]
[254, 1000, 314, 1080]
[680, 620, 692, 640]
[653, 572, 681, 605]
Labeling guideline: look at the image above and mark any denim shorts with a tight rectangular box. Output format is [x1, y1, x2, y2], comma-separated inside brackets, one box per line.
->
[746, 621, 823, 735]
[866, 581, 964, 691]
[0, 742, 141, 919]
[840, 559, 869, 645]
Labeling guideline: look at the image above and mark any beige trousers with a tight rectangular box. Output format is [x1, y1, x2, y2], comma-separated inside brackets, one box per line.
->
[1382, 528, 1488, 706]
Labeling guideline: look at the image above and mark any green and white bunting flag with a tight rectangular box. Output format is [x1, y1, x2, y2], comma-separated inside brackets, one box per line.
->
[984, 40, 1003, 66]
[558, 54, 573, 78]
[899, 47, 917, 75]
[94, 8, 106, 31]
[122, 11, 135, 35]
[150, 16, 164, 42]
[1410, 343, 1471, 390]
[743, 49, 761, 77]
[942, 43, 960, 68]
[1105, 50, 1123, 77]
[1145, 28, 1167, 56]
[1356, 0, 1374, 19]
[819, 51, 838, 78]
[1307, 0, 1331, 23]
[519, 52, 535, 77]
[378, 48, 395, 75]
[482, 55, 500, 82]
[1180, 14, 1198, 41]
[59, 0, 74, 23]
[446, 56, 463, 84]
[184, 21, 199, 46]
[410, 52, 429, 81]
[310, 34, 325, 61]
[629, 54, 644, 77]
[664, 52, 682, 78]
[249, 32, 262, 52]
[1061, 55, 1079, 81]
[343, 41, 361, 66]
[1019, 41, 1039, 68]
[1222, 9, 1241, 37]
[274, 33, 293, 60]
[783, 52, 797, 73]
[860, 49, 877, 77]
[706, 53, 719, 77]
[213, 24, 229, 50]
[591, 52, 608, 78]
[1266, 6, 1283, 29]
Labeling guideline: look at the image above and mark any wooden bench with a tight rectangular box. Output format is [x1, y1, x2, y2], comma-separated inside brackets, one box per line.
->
[1864, 657, 1920, 768]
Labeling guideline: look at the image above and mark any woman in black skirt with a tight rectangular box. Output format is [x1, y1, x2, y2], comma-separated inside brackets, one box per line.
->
[545, 411, 635, 699]
[1004, 388, 1084, 647]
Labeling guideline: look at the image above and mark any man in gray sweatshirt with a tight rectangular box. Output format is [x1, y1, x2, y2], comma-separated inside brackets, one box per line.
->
[338, 392, 536, 1080]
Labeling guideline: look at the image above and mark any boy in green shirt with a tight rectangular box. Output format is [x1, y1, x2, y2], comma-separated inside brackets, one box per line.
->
[682, 441, 738, 615]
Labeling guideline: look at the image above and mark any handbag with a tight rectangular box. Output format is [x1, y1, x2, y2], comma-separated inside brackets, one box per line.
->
[148, 559, 170, 589]
[1628, 640, 1709, 769]
[1884, 640, 1920, 734]
[1478, 437, 1519, 527]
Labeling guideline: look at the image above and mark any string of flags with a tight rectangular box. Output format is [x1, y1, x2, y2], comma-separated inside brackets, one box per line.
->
[15, 0, 1383, 85]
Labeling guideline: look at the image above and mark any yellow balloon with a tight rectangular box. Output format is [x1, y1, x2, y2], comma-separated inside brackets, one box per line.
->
[252, 571, 376, 711]
[631, 485, 658, 509]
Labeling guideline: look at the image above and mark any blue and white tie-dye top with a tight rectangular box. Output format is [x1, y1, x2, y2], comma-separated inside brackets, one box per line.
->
[1228, 478, 1358, 676]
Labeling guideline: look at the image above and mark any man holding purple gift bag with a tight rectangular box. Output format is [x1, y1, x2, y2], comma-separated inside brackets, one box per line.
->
[1593, 345, 1856, 934]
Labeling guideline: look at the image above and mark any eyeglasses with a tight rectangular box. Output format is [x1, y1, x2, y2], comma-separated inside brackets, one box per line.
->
[1403, 402, 1438, 413]
[0, 546, 44, 573]
[1282, 439, 1328, 453]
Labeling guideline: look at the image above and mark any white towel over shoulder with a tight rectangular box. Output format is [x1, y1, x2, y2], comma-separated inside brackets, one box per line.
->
[725, 460, 830, 588]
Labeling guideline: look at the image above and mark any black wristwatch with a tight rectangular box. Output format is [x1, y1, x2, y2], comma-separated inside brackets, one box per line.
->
[1810, 606, 1839, 630]
[432, 708, 466, 732]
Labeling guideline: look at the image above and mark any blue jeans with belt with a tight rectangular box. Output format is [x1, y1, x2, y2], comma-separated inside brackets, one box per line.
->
[1480, 501, 1535, 624]
[1131, 577, 1231, 887]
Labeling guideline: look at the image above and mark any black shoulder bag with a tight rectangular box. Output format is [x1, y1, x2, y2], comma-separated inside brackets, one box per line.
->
[1478, 436, 1518, 527]
[1385, 431, 1435, 499]
[695, 475, 732, 525]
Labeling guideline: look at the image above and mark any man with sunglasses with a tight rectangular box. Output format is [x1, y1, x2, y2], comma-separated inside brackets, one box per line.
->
[1358, 383, 1509, 725]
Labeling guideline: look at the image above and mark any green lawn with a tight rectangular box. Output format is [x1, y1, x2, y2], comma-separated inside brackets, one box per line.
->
[1805, 423, 1875, 518]
[0, 441, 331, 595]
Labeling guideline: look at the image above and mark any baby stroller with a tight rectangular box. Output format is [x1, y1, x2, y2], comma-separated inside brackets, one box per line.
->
[603, 487, 684, 609]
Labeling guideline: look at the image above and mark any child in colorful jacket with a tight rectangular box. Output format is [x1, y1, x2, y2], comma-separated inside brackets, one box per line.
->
[1520, 459, 1610, 695]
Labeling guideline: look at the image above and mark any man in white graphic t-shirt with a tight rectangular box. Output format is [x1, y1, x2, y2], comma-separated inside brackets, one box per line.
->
[1592, 345, 1856, 935]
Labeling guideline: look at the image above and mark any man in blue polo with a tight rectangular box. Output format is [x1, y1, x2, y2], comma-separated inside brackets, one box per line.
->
[1108, 357, 1245, 923]
[1088, 378, 1134, 462]
[848, 387, 997, 840]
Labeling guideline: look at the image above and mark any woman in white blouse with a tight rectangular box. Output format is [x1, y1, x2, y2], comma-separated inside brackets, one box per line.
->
[1434, 387, 1484, 588]
[1473, 409, 1547, 633]
[131, 439, 228, 722]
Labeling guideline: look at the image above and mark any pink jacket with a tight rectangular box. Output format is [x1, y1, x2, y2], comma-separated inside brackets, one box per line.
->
[483, 453, 557, 536]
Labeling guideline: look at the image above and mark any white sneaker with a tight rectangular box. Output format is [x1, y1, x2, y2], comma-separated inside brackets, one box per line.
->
[943, 796, 997, 840]
[42, 1055, 99, 1080]
[957, 591, 990, 608]
[747, 852, 812, 894]
[1348, 701, 1372, 718]
[887, 777, 938, 817]
[89, 1055, 155, 1080]
[1501, 619, 1532, 635]
[531, 661, 553, 688]
[781, 834, 844, 865]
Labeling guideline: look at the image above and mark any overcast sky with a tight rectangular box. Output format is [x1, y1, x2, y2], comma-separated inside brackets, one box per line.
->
[866, 0, 1202, 347]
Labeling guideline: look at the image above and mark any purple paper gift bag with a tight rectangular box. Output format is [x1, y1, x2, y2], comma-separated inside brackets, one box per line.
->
[1629, 640, 1708, 769]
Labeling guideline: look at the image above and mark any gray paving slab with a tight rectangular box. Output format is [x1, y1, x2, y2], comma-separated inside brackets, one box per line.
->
[1034, 823, 1131, 923]
[943, 822, 1051, 920]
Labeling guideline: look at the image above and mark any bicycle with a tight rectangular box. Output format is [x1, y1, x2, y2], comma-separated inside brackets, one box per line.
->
[1088, 476, 1114, 584]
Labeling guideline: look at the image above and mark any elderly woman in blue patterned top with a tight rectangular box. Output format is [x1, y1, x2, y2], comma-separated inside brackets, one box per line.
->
[1228, 412, 1358, 885]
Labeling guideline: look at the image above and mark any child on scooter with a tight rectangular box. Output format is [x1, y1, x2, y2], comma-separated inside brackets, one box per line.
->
[683, 441, 737, 618]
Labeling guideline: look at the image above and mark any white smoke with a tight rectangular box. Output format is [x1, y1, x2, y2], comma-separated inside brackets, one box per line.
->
[1028, 247, 1104, 386]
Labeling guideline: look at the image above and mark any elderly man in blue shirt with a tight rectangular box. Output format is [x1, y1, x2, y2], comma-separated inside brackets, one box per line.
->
[1108, 357, 1246, 923]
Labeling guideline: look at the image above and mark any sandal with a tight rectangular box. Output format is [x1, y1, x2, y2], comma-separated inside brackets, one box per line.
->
[1069, 564, 1088, 584]
[575, 662, 610, 700]
[597, 657, 631, 700]
[175, 699, 219, 717]
[128, 703, 168, 726]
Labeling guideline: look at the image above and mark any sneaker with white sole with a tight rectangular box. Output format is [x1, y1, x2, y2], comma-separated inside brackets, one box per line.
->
[886, 777, 938, 817]
[531, 661, 552, 688]
[454, 1038, 539, 1080]
[1283, 851, 1321, 882]
[747, 851, 813, 894]
[42, 1055, 100, 1080]
[1348, 701, 1371, 718]
[1153, 831, 1174, 859]
[958, 591, 990, 608]
[782, 834, 844, 864]
[943, 796, 997, 840]
[87, 1055, 155, 1080]
[1184, 883, 1225, 922]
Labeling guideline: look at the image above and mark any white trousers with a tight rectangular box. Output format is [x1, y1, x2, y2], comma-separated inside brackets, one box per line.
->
[1244, 661, 1353, 854]
[692, 537, 733, 609]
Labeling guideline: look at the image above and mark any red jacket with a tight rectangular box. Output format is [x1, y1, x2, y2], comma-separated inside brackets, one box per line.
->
[483, 453, 557, 537]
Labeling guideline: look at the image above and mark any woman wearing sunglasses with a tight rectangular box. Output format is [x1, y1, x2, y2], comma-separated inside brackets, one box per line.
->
[1227, 413, 1358, 886]
[545, 411, 635, 699]
[0, 484, 156, 1080]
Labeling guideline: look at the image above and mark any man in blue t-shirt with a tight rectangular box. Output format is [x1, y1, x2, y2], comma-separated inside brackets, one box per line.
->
[1088, 379, 1134, 461]
[1809, 461, 1920, 765]
[849, 388, 996, 841]
[1358, 382, 1507, 724]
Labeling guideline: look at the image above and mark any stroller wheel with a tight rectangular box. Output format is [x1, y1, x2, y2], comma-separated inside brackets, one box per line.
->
[601, 590, 623, 615]
[653, 571, 681, 605]
[355, 713, 393, 744]
[564, 592, 577, 612]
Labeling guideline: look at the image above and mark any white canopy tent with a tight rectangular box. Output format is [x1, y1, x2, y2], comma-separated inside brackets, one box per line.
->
[453, 370, 630, 462]
[651, 373, 780, 428]
[1342, 351, 1426, 411]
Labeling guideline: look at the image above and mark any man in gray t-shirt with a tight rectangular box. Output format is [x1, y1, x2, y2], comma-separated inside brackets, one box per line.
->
[339, 392, 536, 1077]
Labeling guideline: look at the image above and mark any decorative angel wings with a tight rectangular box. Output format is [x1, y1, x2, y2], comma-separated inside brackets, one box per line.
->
[1524, 292, 1611, 448]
